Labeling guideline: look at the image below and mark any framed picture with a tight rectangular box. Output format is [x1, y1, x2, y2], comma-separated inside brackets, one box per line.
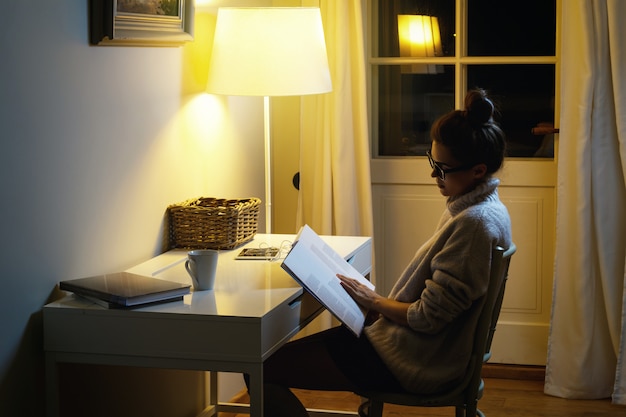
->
[90, 0, 194, 46]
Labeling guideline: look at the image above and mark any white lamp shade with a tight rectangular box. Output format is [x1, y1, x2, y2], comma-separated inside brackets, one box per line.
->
[207, 7, 332, 97]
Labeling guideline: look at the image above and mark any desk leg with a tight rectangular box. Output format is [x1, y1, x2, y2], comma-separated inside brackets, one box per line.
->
[248, 365, 264, 417]
[207, 371, 218, 415]
[45, 353, 59, 417]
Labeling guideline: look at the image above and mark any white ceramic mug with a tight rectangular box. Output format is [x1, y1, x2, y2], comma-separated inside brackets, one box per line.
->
[185, 249, 218, 291]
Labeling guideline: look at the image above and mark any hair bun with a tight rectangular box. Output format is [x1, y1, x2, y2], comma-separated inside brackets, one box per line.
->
[465, 89, 494, 127]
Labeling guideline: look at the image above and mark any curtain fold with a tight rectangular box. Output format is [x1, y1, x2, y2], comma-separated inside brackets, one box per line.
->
[296, 0, 374, 238]
[544, 0, 626, 404]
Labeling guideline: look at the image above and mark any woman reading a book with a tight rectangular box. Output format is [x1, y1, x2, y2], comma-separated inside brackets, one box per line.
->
[248, 88, 513, 417]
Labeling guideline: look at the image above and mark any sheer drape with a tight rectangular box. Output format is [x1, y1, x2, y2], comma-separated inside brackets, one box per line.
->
[294, 0, 372, 334]
[544, 0, 626, 404]
[296, 0, 373, 238]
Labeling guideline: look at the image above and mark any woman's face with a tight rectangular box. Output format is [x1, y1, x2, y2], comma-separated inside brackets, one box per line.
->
[429, 141, 487, 197]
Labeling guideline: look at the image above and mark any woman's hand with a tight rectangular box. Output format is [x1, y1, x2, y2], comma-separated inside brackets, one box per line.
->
[337, 274, 411, 326]
[336, 274, 382, 310]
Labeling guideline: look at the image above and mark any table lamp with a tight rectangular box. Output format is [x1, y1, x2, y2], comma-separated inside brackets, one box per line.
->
[206, 7, 333, 233]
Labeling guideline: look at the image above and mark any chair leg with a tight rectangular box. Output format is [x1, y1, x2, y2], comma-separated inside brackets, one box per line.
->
[461, 402, 479, 417]
[455, 403, 481, 417]
[358, 400, 369, 417]
[361, 399, 383, 417]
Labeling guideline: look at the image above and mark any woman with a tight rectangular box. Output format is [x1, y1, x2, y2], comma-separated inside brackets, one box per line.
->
[250, 88, 513, 417]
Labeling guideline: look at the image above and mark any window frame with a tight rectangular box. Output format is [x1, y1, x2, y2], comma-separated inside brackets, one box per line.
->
[367, 0, 560, 159]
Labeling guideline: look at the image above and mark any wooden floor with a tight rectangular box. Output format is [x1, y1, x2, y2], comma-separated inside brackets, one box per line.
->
[293, 378, 624, 416]
[221, 377, 625, 417]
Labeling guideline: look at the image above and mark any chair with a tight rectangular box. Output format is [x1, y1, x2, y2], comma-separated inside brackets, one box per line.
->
[355, 244, 516, 417]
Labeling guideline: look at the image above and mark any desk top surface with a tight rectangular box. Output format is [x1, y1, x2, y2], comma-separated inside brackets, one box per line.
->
[45, 233, 371, 319]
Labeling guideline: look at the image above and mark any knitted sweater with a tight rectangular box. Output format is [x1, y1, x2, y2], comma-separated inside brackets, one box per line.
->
[364, 178, 512, 394]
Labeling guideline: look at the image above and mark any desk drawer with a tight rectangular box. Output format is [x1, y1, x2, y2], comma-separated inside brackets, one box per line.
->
[346, 239, 372, 276]
[260, 291, 324, 358]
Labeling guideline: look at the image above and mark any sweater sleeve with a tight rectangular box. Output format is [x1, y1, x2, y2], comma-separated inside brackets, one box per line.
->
[405, 214, 493, 334]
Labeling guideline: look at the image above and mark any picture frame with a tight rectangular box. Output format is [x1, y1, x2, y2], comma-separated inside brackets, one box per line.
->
[90, 0, 194, 46]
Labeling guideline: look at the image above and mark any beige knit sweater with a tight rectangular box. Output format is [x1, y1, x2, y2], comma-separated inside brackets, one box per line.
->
[364, 178, 512, 394]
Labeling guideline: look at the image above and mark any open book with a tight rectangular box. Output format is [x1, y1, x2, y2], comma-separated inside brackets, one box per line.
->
[281, 225, 374, 336]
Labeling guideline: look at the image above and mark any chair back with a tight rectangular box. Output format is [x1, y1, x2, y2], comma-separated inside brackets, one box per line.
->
[463, 244, 516, 406]
[483, 244, 516, 359]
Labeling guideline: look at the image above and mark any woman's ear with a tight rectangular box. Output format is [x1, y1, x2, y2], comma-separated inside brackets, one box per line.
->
[472, 163, 488, 179]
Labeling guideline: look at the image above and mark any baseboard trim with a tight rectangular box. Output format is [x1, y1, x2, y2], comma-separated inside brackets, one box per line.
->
[482, 363, 546, 381]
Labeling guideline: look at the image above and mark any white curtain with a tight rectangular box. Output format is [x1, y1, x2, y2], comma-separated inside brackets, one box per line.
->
[296, 0, 374, 238]
[544, 0, 626, 404]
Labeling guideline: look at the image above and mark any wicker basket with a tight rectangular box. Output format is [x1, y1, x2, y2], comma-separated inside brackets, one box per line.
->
[168, 197, 261, 250]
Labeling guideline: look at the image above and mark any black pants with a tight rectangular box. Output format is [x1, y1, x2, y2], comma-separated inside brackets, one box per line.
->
[246, 325, 405, 417]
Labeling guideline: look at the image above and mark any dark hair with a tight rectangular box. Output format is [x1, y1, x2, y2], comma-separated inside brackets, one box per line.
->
[430, 88, 506, 175]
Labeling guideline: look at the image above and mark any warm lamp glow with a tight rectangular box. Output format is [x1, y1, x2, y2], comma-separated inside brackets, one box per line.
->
[206, 7, 332, 233]
[397, 14, 443, 74]
[207, 7, 332, 96]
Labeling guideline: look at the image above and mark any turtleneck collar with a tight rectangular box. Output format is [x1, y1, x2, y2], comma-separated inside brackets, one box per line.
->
[446, 177, 500, 216]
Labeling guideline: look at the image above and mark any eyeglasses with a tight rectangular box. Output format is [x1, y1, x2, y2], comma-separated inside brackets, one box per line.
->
[426, 150, 475, 180]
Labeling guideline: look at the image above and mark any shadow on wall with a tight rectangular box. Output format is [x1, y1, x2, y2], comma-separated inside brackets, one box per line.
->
[58, 365, 205, 417]
[0, 299, 56, 416]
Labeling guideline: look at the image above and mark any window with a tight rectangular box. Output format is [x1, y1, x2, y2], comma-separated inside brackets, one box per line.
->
[371, 0, 557, 158]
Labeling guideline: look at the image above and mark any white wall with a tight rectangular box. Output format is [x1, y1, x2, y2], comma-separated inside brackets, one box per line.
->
[0, 2, 268, 415]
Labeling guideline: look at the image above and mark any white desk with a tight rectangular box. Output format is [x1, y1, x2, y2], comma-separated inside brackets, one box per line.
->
[44, 233, 371, 417]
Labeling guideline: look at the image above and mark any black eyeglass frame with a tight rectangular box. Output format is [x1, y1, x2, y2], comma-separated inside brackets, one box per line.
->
[426, 150, 476, 180]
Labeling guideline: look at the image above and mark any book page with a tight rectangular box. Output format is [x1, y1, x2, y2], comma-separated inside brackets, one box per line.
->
[281, 225, 373, 336]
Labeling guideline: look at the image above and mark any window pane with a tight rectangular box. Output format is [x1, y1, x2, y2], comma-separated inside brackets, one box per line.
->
[377, 0, 455, 57]
[377, 65, 454, 156]
[468, 0, 556, 56]
[468, 65, 555, 158]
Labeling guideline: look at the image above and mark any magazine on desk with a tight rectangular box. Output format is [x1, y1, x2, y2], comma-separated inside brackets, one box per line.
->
[280, 225, 373, 336]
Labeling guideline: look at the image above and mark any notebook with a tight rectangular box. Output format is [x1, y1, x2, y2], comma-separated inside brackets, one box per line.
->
[59, 271, 190, 308]
[281, 225, 373, 336]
